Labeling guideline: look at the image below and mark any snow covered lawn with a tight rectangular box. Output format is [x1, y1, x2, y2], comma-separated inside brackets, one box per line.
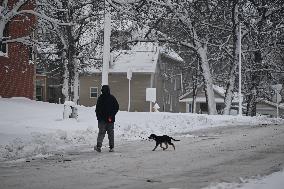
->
[0, 97, 283, 189]
[0, 97, 280, 161]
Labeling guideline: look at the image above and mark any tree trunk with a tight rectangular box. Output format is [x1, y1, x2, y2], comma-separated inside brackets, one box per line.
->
[0, 21, 5, 45]
[197, 46, 217, 115]
[62, 52, 70, 101]
[247, 51, 262, 116]
[223, 1, 239, 115]
[246, 91, 257, 116]
[192, 84, 197, 113]
[223, 33, 239, 115]
[73, 59, 80, 104]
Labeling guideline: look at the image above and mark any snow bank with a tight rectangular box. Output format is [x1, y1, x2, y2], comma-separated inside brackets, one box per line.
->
[0, 98, 283, 161]
[203, 170, 284, 189]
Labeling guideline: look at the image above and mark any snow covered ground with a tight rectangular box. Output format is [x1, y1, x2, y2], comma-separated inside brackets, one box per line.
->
[204, 170, 284, 189]
[0, 97, 283, 189]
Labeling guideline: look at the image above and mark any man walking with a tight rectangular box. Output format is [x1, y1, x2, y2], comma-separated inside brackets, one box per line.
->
[95, 85, 119, 152]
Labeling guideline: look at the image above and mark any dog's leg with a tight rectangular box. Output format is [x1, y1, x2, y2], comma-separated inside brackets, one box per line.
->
[160, 143, 166, 150]
[152, 145, 158, 151]
[153, 142, 159, 151]
[169, 142, 175, 150]
[164, 143, 168, 150]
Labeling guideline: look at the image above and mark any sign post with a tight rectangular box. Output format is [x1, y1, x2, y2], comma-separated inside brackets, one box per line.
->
[272, 84, 282, 118]
[127, 68, 132, 112]
[276, 93, 281, 118]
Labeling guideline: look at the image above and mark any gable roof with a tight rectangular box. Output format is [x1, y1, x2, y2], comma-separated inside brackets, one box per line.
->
[258, 100, 284, 109]
[179, 85, 226, 103]
[179, 85, 244, 104]
[110, 47, 159, 73]
[82, 43, 183, 74]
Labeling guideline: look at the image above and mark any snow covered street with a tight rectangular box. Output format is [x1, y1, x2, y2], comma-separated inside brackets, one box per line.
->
[1, 123, 284, 189]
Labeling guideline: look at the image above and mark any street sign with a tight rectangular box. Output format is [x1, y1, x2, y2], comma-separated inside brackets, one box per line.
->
[272, 84, 282, 104]
[272, 84, 282, 92]
[146, 88, 156, 102]
[127, 68, 132, 80]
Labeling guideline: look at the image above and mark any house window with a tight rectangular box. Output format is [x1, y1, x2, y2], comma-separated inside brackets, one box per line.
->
[0, 40, 7, 54]
[188, 103, 192, 113]
[176, 77, 181, 90]
[90, 87, 98, 98]
[29, 46, 33, 61]
[0, 24, 9, 54]
[36, 87, 43, 101]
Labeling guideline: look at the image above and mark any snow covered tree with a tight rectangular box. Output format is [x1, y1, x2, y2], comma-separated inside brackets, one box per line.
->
[110, 0, 220, 114]
[217, 0, 243, 115]
[94, 0, 284, 115]
[37, 0, 105, 103]
[0, 0, 35, 54]
[240, 0, 284, 116]
[0, 0, 65, 56]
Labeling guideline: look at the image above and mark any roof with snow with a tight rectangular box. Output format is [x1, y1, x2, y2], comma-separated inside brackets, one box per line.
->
[179, 85, 225, 103]
[82, 42, 183, 74]
[258, 100, 284, 109]
[179, 85, 243, 103]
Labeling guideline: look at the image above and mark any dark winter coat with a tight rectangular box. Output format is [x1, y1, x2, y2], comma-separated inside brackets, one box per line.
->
[95, 85, 119, 123]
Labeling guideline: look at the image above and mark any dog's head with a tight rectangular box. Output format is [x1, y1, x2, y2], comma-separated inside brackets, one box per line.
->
[148, 134, 157, 140]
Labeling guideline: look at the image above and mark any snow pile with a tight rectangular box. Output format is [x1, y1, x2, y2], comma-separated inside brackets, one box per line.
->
[203, 170, 284, 189]
[116, 112, 280, 140]
[0, 97, 283, 161]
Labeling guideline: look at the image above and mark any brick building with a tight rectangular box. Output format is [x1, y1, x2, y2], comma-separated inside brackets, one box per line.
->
[0, 0, 36, 99]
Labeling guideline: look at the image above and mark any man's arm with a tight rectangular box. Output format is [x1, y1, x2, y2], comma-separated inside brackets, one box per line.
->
[113, 96, 119, 115]
[95, 96, 102, 117]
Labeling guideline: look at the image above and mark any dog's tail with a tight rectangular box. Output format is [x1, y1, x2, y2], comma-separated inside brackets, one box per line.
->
[171, 137, 180, 141]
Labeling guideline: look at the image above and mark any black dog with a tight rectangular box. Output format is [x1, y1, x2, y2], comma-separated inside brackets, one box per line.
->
[148, 134, 180, 151]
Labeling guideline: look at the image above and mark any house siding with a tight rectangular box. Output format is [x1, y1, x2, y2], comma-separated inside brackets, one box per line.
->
[256, 102, 284, 118]
[179, 87, 226, 113]
[79, 52, 184, 112]
[179, 102, 187, 113]
[0, 0, 36, 99]
[79, 73, 152, 112]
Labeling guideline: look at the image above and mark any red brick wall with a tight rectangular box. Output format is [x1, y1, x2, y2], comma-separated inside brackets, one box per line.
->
[0, 0, 36, 99]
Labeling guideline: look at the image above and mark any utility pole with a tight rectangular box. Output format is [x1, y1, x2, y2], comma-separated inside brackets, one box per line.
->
[238, 22, 242, 116]
[102, 0, 111, 86]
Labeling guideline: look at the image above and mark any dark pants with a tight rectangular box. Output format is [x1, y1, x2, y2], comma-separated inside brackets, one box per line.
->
[97, 121, 114, 149]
